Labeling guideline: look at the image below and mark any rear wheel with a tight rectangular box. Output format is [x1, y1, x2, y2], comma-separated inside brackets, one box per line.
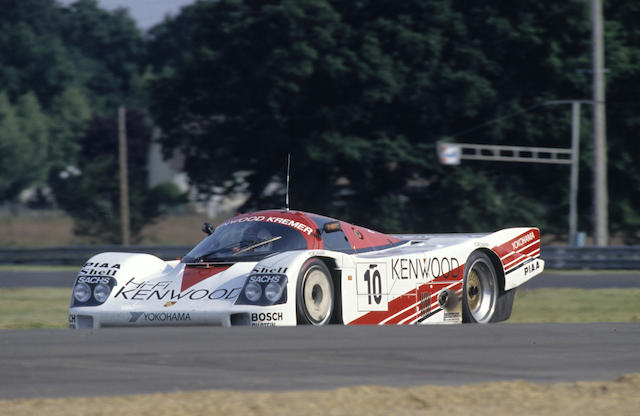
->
[493, 287, 517, 323]
[296, 259, 334, 325]
[462, 251, 499, 323]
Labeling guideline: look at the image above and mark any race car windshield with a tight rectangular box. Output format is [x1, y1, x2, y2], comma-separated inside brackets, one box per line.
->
[182, 221, 308, 262]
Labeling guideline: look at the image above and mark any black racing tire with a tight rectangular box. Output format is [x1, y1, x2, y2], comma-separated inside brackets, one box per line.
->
[296, 259, 334, 325]
[462, 251, 499, 323]
[493, 287, 517, 323]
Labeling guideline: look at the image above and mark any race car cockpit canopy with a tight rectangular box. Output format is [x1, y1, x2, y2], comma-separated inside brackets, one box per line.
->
[181, 219, 309, 263]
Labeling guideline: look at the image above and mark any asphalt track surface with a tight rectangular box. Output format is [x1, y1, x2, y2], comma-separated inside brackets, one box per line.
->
[1, 269, 639, 289]
[1, 323, 639, 399]
[0, 269, 639, 400]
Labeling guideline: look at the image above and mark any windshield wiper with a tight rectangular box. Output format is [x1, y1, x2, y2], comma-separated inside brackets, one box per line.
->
[197, 239, 248, 261]
[232, 236, 282, 256]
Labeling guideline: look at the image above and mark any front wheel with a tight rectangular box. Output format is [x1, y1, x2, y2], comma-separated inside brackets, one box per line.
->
[462, 251, 499, 323]
[296, 259, 334, 325]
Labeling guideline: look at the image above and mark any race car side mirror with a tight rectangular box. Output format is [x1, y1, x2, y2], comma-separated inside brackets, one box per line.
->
[202, 222, 215, 235]
[323, 221, 342, 233]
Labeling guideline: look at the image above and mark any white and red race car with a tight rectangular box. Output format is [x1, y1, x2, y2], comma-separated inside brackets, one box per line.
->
[69, 209, 544, 328]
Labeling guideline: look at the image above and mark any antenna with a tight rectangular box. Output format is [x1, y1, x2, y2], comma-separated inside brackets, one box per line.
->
[285, 153, 291, 211]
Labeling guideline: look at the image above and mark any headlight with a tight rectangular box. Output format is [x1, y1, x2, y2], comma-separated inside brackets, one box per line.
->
[236, 274, 288, 306]
[264, 282, 284, 302]
[72, 276, 116, 306]
[93, 283, 112, 303]
[244, 282, 262, 302]
[73, 282, 91, 303]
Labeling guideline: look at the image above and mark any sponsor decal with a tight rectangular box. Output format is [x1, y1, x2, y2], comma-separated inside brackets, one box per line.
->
[495, 230, 541, 274]
[308, 251, 324, 257]
[129, 312, 191, 323]
[80, 262, 120, 277]
[219, 215, 267, 227]
[164, 301, 177, 307]
[512, 232, 536, 250]
[249, 275, 282, 284]
[251, 312, 283, 326]
[391, 257, 460, 280]
[524, 260, 541, 276]
[219, 215, 314, 236]
[252, 266, 288, 274]
[251, 312, 283, 322]
[76, 276, 112, 285]
[265, 217, 314, 235]
[444, 311, 460, 322]
[114, 278, 241, 301]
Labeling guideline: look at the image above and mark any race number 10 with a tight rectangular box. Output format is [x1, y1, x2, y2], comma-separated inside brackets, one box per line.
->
[363, 268, 382, 304]
[356, 263, 388, 311]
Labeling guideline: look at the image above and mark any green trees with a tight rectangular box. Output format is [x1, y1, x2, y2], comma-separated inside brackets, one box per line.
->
[148, 0, 439, 230]
[59, 0, 146, 110]
[146, 0, 589, 233]
[47, 87, 92, 170]
[603, 1, 640, 242]
[2, 0, 640, 242]
[48, 110, 163, 243]
[0, 0, 160, 242]
[0, 92, 49, 202]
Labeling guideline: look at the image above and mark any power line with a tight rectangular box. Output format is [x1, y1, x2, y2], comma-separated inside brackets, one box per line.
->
[445, 102, 547, 140]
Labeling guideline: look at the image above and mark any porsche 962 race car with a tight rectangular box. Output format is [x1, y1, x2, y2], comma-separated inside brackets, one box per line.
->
[69, 210, 544, 328]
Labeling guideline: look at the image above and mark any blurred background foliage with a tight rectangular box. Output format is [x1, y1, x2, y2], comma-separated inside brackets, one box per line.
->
[1, 0, 639, 243]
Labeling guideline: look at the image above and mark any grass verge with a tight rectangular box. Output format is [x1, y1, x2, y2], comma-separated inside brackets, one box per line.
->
[1, 288, 639, 329]
[0, 288, 70, 329]
[509, 288, 640, 323]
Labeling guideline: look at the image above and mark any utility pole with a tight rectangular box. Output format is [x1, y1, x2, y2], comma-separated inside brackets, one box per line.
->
[570, 101, 581, 246]
[546, 100, 591, 246]
[591, 0, 608, 246]
[118, 106, 131, 246]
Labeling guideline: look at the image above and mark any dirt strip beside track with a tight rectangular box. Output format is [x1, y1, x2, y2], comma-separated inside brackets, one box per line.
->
[2, 374, 640, 416]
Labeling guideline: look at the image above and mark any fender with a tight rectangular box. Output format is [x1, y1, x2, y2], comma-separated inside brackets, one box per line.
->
[479, 227, 544, 290]
[77, 252, 175, 285]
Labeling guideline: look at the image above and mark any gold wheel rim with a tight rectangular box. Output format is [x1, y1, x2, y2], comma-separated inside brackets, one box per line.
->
[466, 259, 497, 323]
[467, 270, 481, 311]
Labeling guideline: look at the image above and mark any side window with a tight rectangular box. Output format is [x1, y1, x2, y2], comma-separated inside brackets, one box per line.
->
[322, 229, 353, 252]
[310, 215, 353, 252]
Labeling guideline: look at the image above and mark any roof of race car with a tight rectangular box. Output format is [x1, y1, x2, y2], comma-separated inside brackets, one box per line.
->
[223, 209, 405, 252]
